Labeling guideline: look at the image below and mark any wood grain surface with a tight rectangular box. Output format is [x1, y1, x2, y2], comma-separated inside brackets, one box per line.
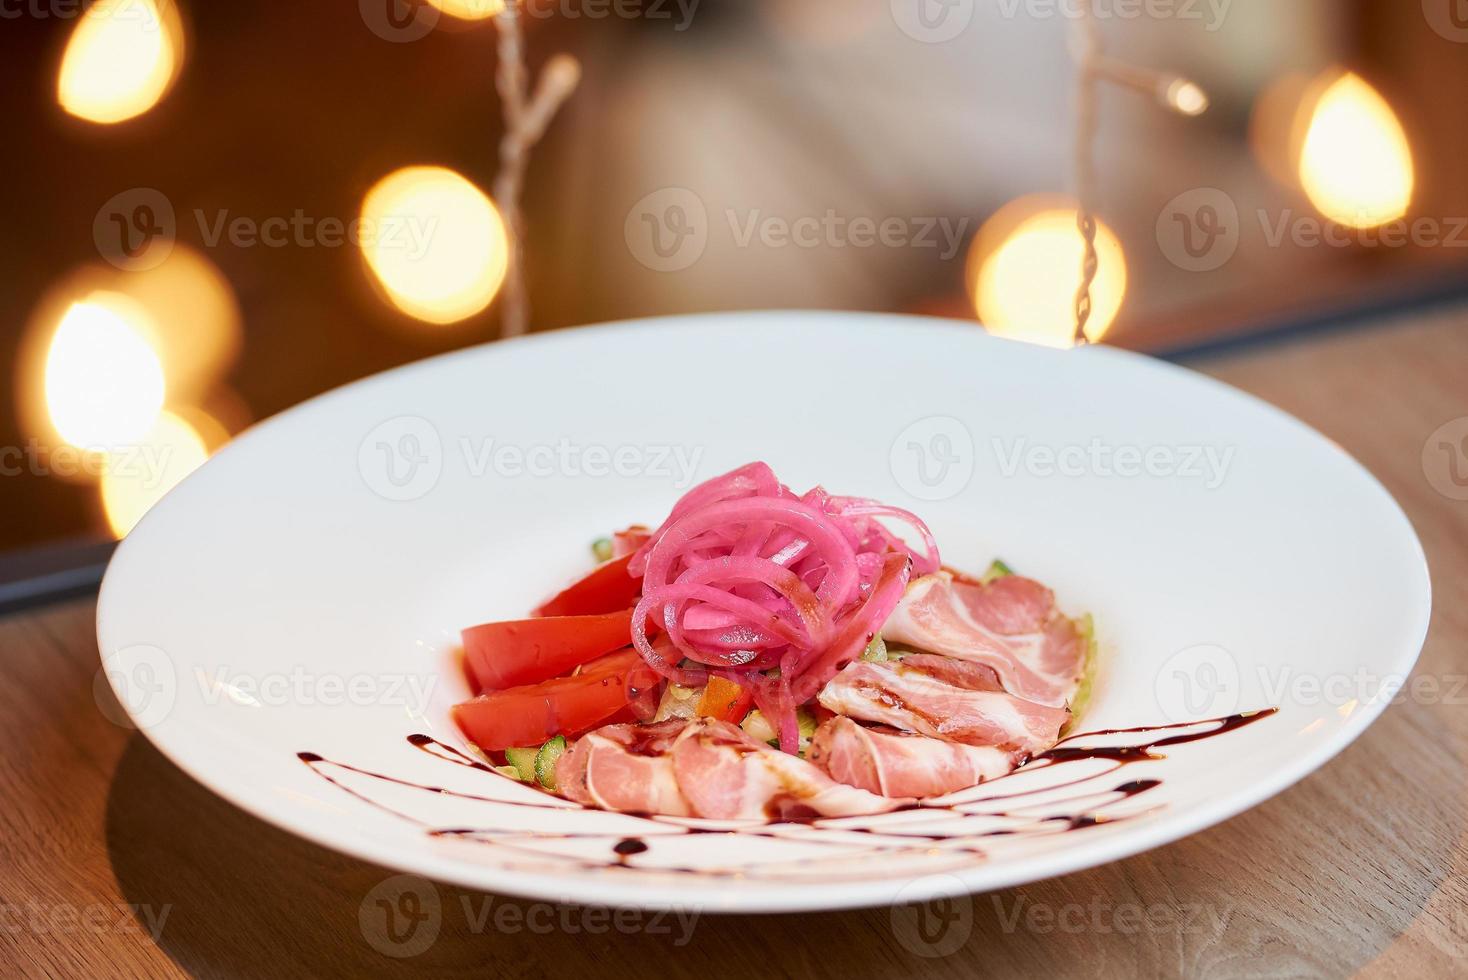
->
[3, 311, 1465, 979]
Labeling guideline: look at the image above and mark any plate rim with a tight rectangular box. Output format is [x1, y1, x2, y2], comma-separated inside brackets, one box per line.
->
[96, 310, 1434, 913]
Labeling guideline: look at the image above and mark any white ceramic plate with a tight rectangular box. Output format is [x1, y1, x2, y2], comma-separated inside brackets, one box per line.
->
[97, 312, 1430, 913]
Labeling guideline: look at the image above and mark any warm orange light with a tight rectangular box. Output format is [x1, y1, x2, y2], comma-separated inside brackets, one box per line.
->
[101, 410, 209, 537]
[45, 293, 165, 450]
[968, 197, 1128, 348]
[117, 246, 242, 403]
[427, 0, 504, 19]
[57, 0, 183, 124]
[1165, 79, 1209, 117]
[1298, 73, 1414, 229]
[360, 166, 509, 325]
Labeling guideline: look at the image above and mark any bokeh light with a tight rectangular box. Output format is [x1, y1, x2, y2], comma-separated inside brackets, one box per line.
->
[1165, 79, 1209, 117]
[427, 0, 504, 19]
[57, 0, 184, 124]
[359, 166, 509, 325]
[117, 246, 242, 403]
[45, 293, 165, 450]
[101, 410, 209, 537]
[1298, 72, 1414, 229]
[968, 197, 1128, 348]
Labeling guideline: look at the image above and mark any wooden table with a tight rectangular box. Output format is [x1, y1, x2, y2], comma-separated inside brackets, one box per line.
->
[4, 310, 1466, 979]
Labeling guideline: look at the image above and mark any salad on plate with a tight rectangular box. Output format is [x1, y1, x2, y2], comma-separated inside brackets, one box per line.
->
[452, 462, 1094, 821]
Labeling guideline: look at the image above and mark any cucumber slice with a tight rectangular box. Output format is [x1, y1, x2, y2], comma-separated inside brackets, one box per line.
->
[591, 538, 613, 562]
[504, 746, 538, 782]
[981, 559, 1014, 583]
[534, 736, 567, 790]
[1062, 614, 1099, 734]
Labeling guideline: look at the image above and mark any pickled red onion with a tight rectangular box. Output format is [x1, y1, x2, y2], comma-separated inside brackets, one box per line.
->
[628, 463, 937, 752]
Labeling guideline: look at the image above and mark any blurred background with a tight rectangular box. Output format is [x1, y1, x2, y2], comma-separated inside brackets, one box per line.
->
[3, 0, 1466, 597]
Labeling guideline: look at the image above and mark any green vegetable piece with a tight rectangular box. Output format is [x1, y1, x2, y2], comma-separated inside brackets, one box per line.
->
[535, 735, 567, 790]
[796, 708, 817, 744]
[591, 538, 614, 563]
[742, 708, 818, 753]
[860, 635, 888, 663]
[504, 746, 539, 782]
[982, 559, 1015, 583]
[1062, 614, 1099, 735]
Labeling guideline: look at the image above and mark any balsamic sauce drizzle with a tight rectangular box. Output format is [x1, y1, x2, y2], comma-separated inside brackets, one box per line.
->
[297, 708, 1277, 877]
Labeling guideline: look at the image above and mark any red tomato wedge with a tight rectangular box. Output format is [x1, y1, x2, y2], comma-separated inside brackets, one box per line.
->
[462, 609, 634, 692]
[452, 650, 661, 751]
[532, 554, 644, 618]
[696, 675, 754, 723]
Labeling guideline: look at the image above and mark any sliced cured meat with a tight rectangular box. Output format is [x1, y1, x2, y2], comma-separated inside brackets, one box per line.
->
[559, 720, 692, 816]
[882, 572, 1086, 708]
[670, 718, 906, 819]
[818, 660, 1069, 755]
[898, 653, 1004, 693]
[808, 716, 1017, 798]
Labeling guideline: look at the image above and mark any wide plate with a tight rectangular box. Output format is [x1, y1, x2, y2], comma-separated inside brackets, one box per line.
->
[97, 312, 1431, 913]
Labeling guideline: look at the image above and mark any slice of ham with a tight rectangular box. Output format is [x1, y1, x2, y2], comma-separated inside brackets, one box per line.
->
[898, 653, 1004, 693]
[556, 720, 692, 816]
[670, 718, 906, 819]
[554, 718, 903, 817]
[818, 660, 1069, 755]
[809, 716, 1017, 798]
[882, 572, 1086, 709]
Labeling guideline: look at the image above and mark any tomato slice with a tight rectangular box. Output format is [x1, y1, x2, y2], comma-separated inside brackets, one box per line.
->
[697, 676, 754, 723]
[533, 553, 644, 618]
[462, 609, 634, 692]
[452, 650, 662, 751]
